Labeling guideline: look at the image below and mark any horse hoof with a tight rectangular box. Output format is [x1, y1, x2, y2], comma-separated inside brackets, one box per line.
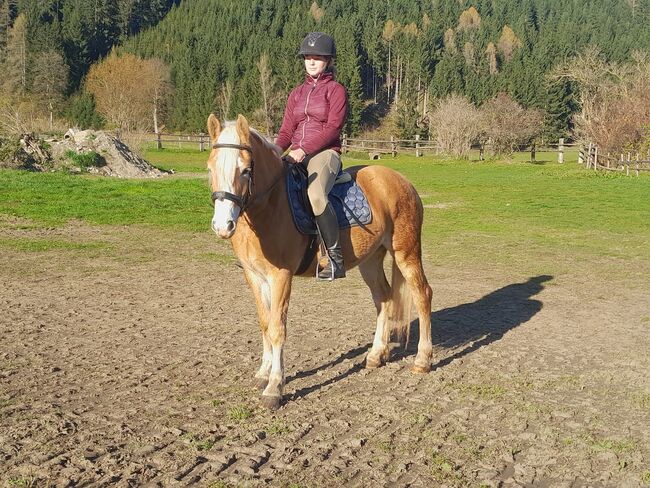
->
[365, 357, 383, 369]
[261, 395, 281, 411]
[411, 364, 431, 374]
[253, 377, 268, 391]
[366, 350, 389, 369]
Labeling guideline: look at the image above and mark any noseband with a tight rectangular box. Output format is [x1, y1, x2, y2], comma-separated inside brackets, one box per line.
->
[211, 143, 254, 211]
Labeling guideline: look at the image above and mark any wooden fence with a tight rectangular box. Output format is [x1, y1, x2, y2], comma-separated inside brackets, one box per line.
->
[146, 132, 211, 151]
[344, 135, 575, 163]
[579, 144, 650, 176]
[147, 132, 573, 164]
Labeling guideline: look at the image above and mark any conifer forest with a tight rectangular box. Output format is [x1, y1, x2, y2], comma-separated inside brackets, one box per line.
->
[1, 0, 649, 143]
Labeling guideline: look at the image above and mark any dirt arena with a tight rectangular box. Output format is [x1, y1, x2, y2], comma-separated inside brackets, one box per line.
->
[1, 219, 649, 487]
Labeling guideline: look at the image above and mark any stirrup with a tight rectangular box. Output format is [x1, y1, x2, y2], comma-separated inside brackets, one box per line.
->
[316, 249, 346, 281]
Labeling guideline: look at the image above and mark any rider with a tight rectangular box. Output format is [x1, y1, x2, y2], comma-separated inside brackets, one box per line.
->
[275, 32, 349, 280]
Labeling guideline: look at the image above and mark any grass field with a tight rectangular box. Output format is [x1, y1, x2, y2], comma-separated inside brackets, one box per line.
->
[1, 148, 648, 276]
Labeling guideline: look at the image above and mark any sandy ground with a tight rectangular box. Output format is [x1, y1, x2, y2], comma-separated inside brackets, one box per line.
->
[1, 219, 649, 487]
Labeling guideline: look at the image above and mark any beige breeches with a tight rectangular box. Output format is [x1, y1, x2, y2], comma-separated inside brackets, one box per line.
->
[305, 149, 342, 216]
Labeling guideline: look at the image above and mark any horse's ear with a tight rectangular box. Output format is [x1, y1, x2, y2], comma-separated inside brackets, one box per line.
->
[207, 114, 221, 143]
[235, 114, 250, 145]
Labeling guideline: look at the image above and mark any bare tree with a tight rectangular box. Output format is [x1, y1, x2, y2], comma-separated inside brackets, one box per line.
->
[215, 80, 233, 121]
[479, 93, 543, 155]
[430, 94, 481, 158]
[1, 13, 26, 95]
[552, 47, 650, 153]
[486, 42, 498, 75]
[458, 7, 481, 32]
[148, 58, 171, 135]
[31, 50, 68, 130]
[497, 25, 522, 62]
[309, 1, 324, 22]
[382, 20, 397, 102]
[257, 53, 277, 136]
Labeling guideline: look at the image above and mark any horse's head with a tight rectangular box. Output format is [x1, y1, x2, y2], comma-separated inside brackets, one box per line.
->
[206, 114, 254, 239]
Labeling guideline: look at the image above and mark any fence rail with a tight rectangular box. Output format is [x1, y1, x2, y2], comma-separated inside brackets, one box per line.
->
[580, 144, 650, 176]
[344, 135, 575, 162]
[145, 132, 575, 163]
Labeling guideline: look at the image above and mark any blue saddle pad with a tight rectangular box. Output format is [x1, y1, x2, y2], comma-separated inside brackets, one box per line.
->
[286, 164, 372, 236]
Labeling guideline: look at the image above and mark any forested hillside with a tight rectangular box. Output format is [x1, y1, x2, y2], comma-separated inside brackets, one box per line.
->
[1, 0, 649, 139]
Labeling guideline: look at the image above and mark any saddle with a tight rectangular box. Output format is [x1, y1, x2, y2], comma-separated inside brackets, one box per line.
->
[285, 163, 372, 236]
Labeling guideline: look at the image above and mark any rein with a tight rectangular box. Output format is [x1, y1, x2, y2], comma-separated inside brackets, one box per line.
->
[211, 142, 287, 213]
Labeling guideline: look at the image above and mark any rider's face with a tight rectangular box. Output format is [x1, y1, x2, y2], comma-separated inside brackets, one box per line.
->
[304, 55, 330, 78]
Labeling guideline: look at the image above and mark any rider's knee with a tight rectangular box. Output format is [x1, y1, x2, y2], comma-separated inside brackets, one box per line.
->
[308, 187, 328, 215]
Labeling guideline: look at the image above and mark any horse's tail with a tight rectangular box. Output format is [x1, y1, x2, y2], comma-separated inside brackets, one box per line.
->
[385, 258, 412, 347]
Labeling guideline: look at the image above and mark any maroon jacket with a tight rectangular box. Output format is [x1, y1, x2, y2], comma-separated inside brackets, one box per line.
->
[275, 71, 348, 155]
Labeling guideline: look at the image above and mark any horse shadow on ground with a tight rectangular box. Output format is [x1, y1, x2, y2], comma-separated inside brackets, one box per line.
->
[287, 275, 552, 401]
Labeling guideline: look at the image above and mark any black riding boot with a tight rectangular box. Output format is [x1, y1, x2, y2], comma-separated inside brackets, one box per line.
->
[315, 203, 346, 280]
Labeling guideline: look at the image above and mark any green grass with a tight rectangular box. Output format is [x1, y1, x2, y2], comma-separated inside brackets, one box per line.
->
[0, 237, 110, 253]
[181, 432, 216, 451]
[0, 169, 211, 232]
[343, 155, 649, 271]
[143, 146, 209, 172]
[1, 149, 649, 274]
[227, 404, 253, 423]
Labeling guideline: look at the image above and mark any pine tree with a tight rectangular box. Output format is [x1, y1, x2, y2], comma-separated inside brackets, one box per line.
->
[542, 80, 577, 141]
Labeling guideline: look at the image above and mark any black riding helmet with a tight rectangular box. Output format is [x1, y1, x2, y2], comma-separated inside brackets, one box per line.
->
[298, 32, 336, 57]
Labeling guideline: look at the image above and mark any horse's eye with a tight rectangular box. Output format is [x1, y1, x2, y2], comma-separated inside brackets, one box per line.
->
[241, 168, 251, 179]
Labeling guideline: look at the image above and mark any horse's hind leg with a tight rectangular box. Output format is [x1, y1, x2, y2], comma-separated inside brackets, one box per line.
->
[392, 242, 433, 373]
[359, 247, 391, 368]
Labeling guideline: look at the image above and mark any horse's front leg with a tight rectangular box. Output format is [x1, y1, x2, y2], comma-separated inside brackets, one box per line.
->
[243, 268, 272, 390]
[261, 269, 292, 410]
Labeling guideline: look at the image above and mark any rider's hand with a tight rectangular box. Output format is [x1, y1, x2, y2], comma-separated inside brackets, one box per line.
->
[288, 148, 306, 163]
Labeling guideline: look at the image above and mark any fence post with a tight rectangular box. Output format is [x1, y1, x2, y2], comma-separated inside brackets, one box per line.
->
[606, 153, 610, 169]
[391, 136, 396, 157]
[342, 133, 348, 154]
[636, 153, 640, 177]
[156, 131, 162, 149]
[578, 144, 584, 165]
[479, 144, 484, 161]
[586, 143, 592, 168]
[415, 134, 421, 157]
[558, 138, 564, 164]
[199, 133, 205, 151]
[594, 146, 598, 171]
[530, 142, 536, 162]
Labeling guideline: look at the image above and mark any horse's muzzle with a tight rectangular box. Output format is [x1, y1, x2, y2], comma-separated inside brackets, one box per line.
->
[213, 219, 236, 239]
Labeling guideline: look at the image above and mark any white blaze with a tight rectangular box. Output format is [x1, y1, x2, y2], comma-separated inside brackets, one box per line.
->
[211, 126, 244, 235]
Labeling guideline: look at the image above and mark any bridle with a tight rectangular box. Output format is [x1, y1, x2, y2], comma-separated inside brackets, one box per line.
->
[210, 143, 255, 211]
[210, 142, 287, 213]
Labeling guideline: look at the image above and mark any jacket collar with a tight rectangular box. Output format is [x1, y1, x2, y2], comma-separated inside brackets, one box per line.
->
[304, 70, 333, 85]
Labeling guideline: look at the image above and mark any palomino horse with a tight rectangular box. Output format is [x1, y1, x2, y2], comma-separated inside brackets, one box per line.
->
[207, 114, 432, 410]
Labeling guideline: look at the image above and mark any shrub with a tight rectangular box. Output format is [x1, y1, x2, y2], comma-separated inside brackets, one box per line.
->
[430, 94, 481, 158]
[64, 150, 105, 170]
[479, 93, 543, 155]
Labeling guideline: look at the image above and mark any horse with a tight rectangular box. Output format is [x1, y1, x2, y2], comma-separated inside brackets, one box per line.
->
[206, 114, 433, 410]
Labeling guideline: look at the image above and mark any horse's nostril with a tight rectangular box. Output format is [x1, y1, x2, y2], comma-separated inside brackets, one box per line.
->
[226, 221, 235, 232]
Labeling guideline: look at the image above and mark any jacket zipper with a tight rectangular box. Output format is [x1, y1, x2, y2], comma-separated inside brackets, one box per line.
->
[300, 74, 320, 150]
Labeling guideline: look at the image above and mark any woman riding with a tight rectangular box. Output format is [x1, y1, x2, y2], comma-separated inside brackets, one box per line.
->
[274, 32, 349, 281]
